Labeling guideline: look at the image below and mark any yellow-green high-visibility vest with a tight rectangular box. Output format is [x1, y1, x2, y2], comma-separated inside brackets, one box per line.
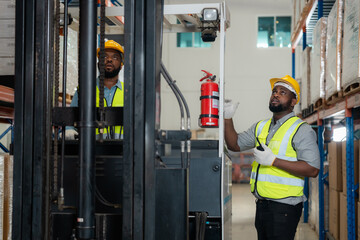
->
[250, 116, 305, 199]
[95, 83, 124, 139]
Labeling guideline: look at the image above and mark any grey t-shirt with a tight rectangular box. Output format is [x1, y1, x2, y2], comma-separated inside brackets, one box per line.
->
[236, 112, 320, 205]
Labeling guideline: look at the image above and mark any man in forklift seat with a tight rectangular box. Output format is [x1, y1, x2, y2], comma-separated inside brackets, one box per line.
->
[67, 39, 124, 140]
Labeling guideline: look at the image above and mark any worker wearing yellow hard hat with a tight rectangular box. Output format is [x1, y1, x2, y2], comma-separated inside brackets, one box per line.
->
[97, 40, 124, 66]
[269, 75, 300, 104]
[223, 75, 319, 239]
[68, 39, 125, 140]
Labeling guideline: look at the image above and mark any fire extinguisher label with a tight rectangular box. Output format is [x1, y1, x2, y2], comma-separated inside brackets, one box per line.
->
[212, 99, 219, 108]
[212, 91, 219, 97]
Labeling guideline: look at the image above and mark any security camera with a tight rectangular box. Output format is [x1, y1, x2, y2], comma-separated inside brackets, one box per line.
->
[201, 28, 217, 42]
[201, 8, 219, 42]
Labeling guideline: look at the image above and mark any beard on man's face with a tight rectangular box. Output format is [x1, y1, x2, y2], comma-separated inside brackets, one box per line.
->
[269, 98, 293, 113]
[269, 104, 285, 113]
[105, 66, 121, 78]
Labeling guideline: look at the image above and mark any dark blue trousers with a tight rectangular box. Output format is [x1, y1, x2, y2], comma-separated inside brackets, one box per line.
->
[255, 199, 303, 240]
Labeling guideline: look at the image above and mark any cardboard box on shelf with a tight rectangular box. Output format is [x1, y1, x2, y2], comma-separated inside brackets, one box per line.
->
[340, 193, 358, 240]
[0, 57, 14, 76]
[0, 2, 15, 19]
[328, 141, 342, 191]
[0, 20, 15, 38]
[329, 188, 340, 240]
[341, 140, 359, 194]
[0, 39, 14, 57]
[193, 129, 205, 139]
[0, 154, 13, 240]
[190, 130, 197, 139]
[339, 193, 347, 240]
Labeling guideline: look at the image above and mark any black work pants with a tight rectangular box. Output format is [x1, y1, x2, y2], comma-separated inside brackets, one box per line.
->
[255, 199, 303, 240]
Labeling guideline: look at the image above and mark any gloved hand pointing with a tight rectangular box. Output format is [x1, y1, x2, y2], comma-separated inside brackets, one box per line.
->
[253, 143, 276, 166]
[224, 99, 239, 119]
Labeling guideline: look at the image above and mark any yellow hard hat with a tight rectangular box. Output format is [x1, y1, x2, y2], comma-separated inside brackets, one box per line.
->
[97, 40, 124, 66]
[269, 75, 300, 104]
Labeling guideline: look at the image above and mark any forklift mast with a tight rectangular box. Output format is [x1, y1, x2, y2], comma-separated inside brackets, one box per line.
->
[13, 1, 231, 239]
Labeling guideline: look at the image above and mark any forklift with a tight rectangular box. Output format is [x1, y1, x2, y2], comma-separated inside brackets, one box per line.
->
[13, 1, 231, 239]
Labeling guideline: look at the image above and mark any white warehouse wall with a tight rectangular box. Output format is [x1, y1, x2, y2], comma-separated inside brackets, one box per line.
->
[161, 0, 292, 136]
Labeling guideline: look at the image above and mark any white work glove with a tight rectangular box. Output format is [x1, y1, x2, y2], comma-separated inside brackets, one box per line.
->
[64, 129, 78, 140]
[253, 143, 276, 166]
[224, 99, 239, 119]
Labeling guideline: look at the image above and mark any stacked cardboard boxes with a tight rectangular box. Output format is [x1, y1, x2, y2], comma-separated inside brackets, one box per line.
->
[328, 141, 360, 239]
[0, 154, 13, 240]
[328, 141, 342, 239]
[308, 175, 320, 233]
[338, 141, 359, 240]
[0, 0, 15, 76]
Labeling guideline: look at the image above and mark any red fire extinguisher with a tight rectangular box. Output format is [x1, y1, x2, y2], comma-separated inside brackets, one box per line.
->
[199, 70, 219, 128]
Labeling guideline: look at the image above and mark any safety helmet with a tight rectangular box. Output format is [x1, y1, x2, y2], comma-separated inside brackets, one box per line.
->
[97, 40, 124, 66]
[269, 75, 300, 104]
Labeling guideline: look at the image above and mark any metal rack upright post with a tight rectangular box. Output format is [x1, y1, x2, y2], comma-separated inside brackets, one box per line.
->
[291, 0, 358, 239]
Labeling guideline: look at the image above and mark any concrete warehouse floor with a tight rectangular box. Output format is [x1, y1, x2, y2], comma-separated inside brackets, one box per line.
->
[231, 183, 318, 240]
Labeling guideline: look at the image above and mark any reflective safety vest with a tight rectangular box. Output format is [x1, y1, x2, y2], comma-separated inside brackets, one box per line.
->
[95, 83, 124, 139]
[250, 116, 305, 199]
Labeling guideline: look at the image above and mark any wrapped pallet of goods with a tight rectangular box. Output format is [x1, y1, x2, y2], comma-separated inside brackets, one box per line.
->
[342, 0, 360, 95]
[0, 154, 13, 240]
[292, 0, 303, 32]
[294, 81, 302, 116]
[299, 0, 309, 18]
[301, 47, 311, 111]
[294, 45, 303, 117]
[292, 0, 296, 32]
[292, 0, 298, 32]
[59, 27, 79, 96]
[325, 0, 344, 104]
[310, 17, 327, 110]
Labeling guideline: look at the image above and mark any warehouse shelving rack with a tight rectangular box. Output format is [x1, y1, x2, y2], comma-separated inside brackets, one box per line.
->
[0, 76, 14, 153]
[292, 0, 357, 240]
[0, 0, 15, 153]
[303, 97, 359, 240]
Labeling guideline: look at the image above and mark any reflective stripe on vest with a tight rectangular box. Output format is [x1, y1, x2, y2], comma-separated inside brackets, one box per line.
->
[256, 120, 268, 137]
[96, 83, 124, 139]
[250, 116, 305, 199]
